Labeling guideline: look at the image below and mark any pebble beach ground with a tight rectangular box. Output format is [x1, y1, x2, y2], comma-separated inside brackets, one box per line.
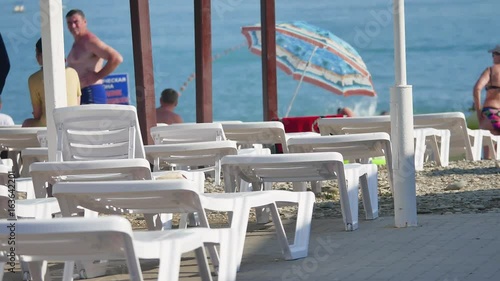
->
[128, 159, 500, 228]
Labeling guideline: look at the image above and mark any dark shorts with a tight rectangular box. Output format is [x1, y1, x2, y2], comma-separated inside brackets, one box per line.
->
[81, 84, 107, 104]
[482, 107, 500, 130]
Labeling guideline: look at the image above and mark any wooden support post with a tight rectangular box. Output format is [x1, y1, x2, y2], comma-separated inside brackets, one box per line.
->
[194, 0, 213, 123]
[260, 0, 278, 121]
[130, 0, 156, 144]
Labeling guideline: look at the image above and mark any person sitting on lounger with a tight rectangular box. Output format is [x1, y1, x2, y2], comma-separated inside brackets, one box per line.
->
[23, 38, 81, 127]
[156, 88, 183, 125]
[337, 107, 389, 117]
[337, 107, 355, 117]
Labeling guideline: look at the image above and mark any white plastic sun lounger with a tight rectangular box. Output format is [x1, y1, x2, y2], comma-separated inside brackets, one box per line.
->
[18, 104, 147, 178]
[145, 140, 238, 185]
[0, 127, 45, 177]
[221, 121, 289, 152]
[150, 123, 227, 144]
[413, 112, 499, 161]
[221, 152, 378, 231]
[52, 179, 315, 272]
[15, 104, 148, 200]
[0, 216, 235, 281]
[54, 104, 146, 161]
[0, 185, 60, 220]
[287, 132, 395, 192]
[318, 115, 451, 169]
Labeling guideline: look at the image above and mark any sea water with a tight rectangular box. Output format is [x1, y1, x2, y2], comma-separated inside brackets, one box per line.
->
[1, 0, 499, 124]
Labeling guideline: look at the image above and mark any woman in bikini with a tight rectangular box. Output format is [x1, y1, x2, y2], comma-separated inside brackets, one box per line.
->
[473, 45, 500, 135]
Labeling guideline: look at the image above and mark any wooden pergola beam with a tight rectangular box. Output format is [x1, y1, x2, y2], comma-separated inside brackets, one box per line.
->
[131, 0, 276, 128]
[194, 0, 213, 123]
[260, 0, 278, 121]
[130, 0, 156, 145]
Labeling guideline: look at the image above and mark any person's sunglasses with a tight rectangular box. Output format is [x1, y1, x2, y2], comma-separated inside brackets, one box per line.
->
[493, 52, 500, 57]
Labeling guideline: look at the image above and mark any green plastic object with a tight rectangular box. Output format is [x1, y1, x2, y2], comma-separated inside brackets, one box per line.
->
[466, 111, 479, 130]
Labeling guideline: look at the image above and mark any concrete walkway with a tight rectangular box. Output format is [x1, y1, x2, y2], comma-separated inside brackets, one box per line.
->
[4, 213, 500, 281]
[232, 213, 500, 281]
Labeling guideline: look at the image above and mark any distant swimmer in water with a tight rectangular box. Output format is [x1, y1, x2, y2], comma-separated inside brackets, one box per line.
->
[65, 9, 123, 104]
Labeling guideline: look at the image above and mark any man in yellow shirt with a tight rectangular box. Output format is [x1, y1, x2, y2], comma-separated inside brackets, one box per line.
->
[22, 38, 81, 127]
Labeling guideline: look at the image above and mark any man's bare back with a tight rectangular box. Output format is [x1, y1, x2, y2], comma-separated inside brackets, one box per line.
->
[156, 107, 183, 125]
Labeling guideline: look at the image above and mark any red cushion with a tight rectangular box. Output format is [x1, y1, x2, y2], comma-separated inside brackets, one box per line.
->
[273, 114, 343, 153]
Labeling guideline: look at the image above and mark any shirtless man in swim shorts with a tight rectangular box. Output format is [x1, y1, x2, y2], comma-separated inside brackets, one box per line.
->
[473, 45, 500, 135]
[66, 9, 123, 104]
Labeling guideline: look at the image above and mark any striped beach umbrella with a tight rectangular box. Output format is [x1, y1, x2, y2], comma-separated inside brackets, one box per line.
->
[241, 21, 376, 98]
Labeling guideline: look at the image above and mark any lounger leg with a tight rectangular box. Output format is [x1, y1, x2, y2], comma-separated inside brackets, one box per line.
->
[223, 165, 236, 193]
[194, 247, 213, 281]
[359, 164, 379, 220]
[20, 261, 31, 280]
[0, 261, 4, 281]
[215, 156, 221, 186]
[253, 181, 271, 224]
[8, 150, 20, 178]
[153, 157, 160, 172]
[413, 131, 426, 171]
[197, 211, 220, 272]
[123, 248, 143, 281]
[270, 193, 315, 260]
[439, 131, 450, 166]
[384, 141, 395, 195]
[157, 245, 182, 281]
[292, 182, 306, 191]
[27, 261, 50, 281]
[61, 261, 75, 281]
[310, 181, 322, 194]
[179, 213, 188, 229]
[179, 212, 200, 228]
[490, 136, 500, 160]
[470, 130, 483, 161]
[75, 260, 107, 279]
[229, 203, 252, 271]
[215, 229, 238, 281]
[239, 180, 251, 192]
[427, 135, 441, 165]
[338, 166, 359, 231]
[144, 213, 172, 230]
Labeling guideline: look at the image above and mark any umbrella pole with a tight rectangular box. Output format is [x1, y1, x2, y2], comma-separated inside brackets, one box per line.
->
[285, 46, 319, 117]
[391, 0, 417, 227]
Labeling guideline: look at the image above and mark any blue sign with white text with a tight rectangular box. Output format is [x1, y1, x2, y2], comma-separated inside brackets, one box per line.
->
[103, 73, 130, 105]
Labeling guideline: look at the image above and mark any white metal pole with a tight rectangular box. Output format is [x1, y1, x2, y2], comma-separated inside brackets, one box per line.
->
[40, 0, 67, 161]
[391, 0, 417, 227]
[285, 46, 318, 117]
